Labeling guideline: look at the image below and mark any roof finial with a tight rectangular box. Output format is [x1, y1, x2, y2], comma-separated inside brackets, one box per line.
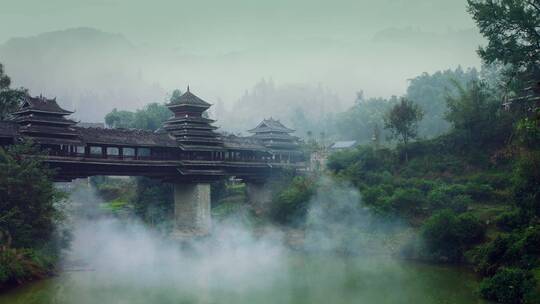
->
[187, 85, 190, 93]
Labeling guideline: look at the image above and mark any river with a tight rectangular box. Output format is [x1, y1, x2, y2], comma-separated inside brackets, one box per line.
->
[0, 254, 485, 304]
[0, 180, 488, 304]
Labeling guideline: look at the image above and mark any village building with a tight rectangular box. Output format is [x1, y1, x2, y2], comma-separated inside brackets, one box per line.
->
[329, 140, 359, 152]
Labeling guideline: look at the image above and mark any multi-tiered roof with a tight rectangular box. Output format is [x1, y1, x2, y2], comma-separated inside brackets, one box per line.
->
[162, 88, 223, 151]
[10, 95, 81, 144]
[248, 118, 299, 153]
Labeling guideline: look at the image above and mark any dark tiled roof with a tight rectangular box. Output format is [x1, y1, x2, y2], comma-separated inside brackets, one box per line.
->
[19, 125, 79, 137]
[77, 127, 177, 147]
[14, 95, 73, 115]
[12, 115, 77, 126]
[167, 90, 211, 108]
[330, 140, 358, 149]
[248, 118, 295, 133]
[251, 133, 299, 141]
[222, 135, 267, 151]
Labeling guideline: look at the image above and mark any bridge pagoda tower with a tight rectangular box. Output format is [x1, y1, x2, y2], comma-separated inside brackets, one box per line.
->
[162, 88, 223, 236]
[162, 87, 223, 159]
[10, 95, 81, 151]
[246, 118, 302, 214]
[248, 118, 301, 163]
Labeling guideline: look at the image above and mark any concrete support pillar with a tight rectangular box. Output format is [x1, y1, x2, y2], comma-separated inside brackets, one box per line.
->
[245, 182, 273, 214]
[173, 183, 211, 236]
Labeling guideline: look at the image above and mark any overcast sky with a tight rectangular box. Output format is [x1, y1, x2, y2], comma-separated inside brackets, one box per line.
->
[0, 0, 484, 105]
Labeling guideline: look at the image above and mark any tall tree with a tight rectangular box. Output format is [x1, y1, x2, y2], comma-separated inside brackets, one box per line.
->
[336, 96, 397, 143]
[445, 80, 512, 146]
[0, 63, 26, 120]
[104, 108, 136, 128]
[104, 103, 171, 131]
[169, 89, 182, 104]
[468, 0, 540, 70]
[406, 67, 479, 138]
[384, 98, 424, 146]
[0, 142, 64, 249]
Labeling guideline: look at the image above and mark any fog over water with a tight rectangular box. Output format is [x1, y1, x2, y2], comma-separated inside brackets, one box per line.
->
[0, 0, 483, 124]
[1, 179, 477, 304]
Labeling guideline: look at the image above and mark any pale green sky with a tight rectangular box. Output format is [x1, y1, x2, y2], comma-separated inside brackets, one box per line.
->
[0, 0, 484, 110]
[0, 0, 476, 48]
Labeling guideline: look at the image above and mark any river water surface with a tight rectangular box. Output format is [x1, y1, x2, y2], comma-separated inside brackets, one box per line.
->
[0, 180, 488, 304]
[0, 254, 485, 304]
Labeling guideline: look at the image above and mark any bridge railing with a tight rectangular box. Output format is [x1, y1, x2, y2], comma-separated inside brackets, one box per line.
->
[43, 145, 306, 165]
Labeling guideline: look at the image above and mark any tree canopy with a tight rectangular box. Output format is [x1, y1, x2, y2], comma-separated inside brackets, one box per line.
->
[0, 143, 64, 249]
[468, 0, 540, 70]
[0, 63, 26, 120]
[384, 98, 424, 146]
[105, 102, 171, 131]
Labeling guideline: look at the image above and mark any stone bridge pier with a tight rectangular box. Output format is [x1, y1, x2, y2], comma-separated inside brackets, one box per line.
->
[172, 182, 211, 237]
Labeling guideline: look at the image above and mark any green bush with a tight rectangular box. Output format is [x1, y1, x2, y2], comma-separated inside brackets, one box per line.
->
[472, 226, 540, 277]
[451, 194, 473, 213]
[427, 184, 472, 212]
[0, 248, 54, 288]
[479, 268, 536, 304]
[512, 151, 540, 219]
[361, 186, 388, 206]
[464, 182, 494, 202]
[384, 188, 426, 217]
[421, 210, 485, 262]
[496, 209, 527, 231]
[132, 177, 173, 227]
[0, 144, 65, 249]
[269, 176, 316, 225]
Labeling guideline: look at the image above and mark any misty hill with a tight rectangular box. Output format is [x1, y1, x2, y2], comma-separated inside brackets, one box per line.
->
[217, 79, 344, 136]
[0, 27, 165, 122]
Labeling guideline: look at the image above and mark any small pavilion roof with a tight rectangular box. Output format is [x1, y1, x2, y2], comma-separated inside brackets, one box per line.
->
[222, 134, 268, 151]
[248, 118, 295, 133]
[166, 88, 211, 109]
[13, 95, 73, 115]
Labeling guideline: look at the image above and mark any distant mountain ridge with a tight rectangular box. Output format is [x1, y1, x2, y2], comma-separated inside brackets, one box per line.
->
[0, 27, 165, 122]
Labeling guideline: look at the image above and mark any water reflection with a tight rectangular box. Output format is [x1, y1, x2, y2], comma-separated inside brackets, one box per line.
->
[1, 255, 484, 304]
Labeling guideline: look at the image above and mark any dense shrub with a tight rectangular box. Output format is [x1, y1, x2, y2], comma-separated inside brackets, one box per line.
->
[426, 184, 473, 212]
[0, 144, 65, 249]
[496, 209, 527, 231]
[0, 248, 55, 288]
[421, 210, 485, 262]
[0, 143, 67, 288]
[384, 188, 426, 217]
[327, 146, 394, 176]
[269, 176, 316, 225]
[132, 177, 173, 228]
[472, 226, 540, 277]
[464, 182, 494, 202]
[512, 151, 540, 220]
[479, 268, 536, 304]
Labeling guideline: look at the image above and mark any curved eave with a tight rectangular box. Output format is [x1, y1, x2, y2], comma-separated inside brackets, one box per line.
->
[12, 109, 74, 116]
[247, 127, 295, 134]
[164, 125, 218, 131]
[13, 119, 76, 126]
[165, 117, 216, 123]
[166, 103, 210, 111]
